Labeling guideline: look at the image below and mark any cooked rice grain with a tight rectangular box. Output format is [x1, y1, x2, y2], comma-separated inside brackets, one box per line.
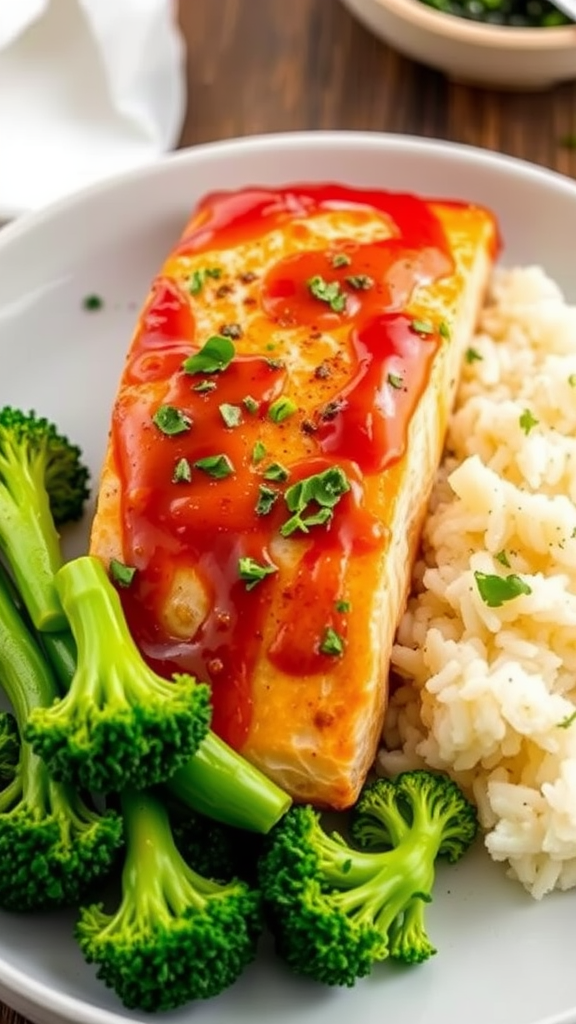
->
[379, 266, 576, 899]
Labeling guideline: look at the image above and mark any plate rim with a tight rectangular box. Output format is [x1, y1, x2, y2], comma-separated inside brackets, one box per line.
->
[1, 129, 576, 1024]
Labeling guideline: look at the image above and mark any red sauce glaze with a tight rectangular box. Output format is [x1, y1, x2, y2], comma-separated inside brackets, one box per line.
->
[113, 184, 471, 748]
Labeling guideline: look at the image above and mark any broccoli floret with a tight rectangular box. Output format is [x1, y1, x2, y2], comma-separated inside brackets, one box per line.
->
[259, 771, 478, 986]
[0, 407, 90, 632]
[172, 804, 265, 884]
[0, 711, 19, 784]
[25, 555, 212, 794]
[0, 568, 123, 911]
[76, 788, 263, 1012]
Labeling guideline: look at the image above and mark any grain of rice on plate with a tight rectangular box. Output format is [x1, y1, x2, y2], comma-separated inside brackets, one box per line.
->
[379, 265, 576, 901]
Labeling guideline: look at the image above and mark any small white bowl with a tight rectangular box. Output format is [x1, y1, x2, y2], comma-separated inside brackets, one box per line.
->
[340, 0, 576, 89]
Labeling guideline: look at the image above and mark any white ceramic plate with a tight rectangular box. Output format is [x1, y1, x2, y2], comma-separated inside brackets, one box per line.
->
[1, 132, 576, 1024]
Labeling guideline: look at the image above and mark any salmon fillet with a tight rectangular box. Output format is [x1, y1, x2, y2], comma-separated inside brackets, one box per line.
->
[90, 183, 498, 808]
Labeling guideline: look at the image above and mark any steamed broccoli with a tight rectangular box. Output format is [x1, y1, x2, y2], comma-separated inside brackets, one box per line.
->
[0, 568, 123, 911]
[172, 804, 265, 884]
[0, 407, 90, 632]
[76, 788, 263, 1012]
[259, 771, 478, 986]
[0, 711, 19, 784]
[25, 555, 212, 794]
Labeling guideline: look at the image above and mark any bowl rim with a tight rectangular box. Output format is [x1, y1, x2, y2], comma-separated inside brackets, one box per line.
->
[367, 0, 576, 47]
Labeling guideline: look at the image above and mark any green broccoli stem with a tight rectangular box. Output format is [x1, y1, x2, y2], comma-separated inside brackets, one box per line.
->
[0, 451, 65, 632]
[0, 565, 59, 720]
[38, 630, 77, 693]
[0, 560, 75, 693]
[167, 731, 291, 833]
[120, 788, 221, 912]
[56, 556, 292, 833]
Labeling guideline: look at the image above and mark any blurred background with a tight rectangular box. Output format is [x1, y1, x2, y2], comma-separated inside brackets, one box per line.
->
[176, 0, 576, 178]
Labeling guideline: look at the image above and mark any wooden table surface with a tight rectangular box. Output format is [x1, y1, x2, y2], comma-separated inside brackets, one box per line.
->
[1, 1, 575, 1023]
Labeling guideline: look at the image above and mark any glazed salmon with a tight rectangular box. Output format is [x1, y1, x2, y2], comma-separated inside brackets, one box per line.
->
[90, 184, 498, 808]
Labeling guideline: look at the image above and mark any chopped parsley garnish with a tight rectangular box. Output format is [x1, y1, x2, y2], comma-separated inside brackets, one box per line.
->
[335, 600, 351, 613]
[193, 454, 234, 479]
[330, 253, 351, 268]
[110, 559, 137, 588]
[474, 571, 532, 608]
[345, 274, 374, 290]
[243, 395, 260, 414]
[410, 319, 435, 335]
[152, 405, 192, 436]
[319, 627, 345, 657]
[263, 462, 289, 482]
[172, 457, 192, 483]
[465, 347, 483, 364]
[193, 380, 217, 394]
[238, 556, 278, 591]
[252, 440, 267, 464]
[439, 321, 451, 340]
[569, 374, 576, 387]
[495, 550, 510, 568]
[557, 710, 576, 729]
[519, 408, 539, 435]
[307, 275, 347, 313]
[220, 323, 243, 339]
[387, 372, 404, 389]
[280, 466, 350, 537]
[182, 335, 235, 375]
[83, 293, 103, 312]
[187, 267, 222, 295]
[269, 397, 297, 423]
[219, 403, 242, 428]
[256, 485, 279, 516]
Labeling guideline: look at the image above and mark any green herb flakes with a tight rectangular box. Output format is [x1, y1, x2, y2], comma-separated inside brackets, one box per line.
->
[252, 441, 267, 464]
[569, 374, 576, 388]
[330, 253, 351, 268]
[410, 319, 434, 335]
[319, 627, 345, 657]
[187, 267, 222, 295]
[465, 347, 483, 364]
[387, 372, 404, 390]
[345, 274, 374, 291]
[243, 395, 260, 414]
[474, 571, 532, 608]
[83, 293, 103, 312]
[193, 380, 217, 394]
[269, 397, 297, 423]
[519, 408, 539, 435]
[152, 405, 192, 436]
[557, 710, 576, 729]
[182, 335, 235, 375]
[172, 458, 192, 484]
[193, 454, 234, 479]
[238, 556, 278, 590]
[263, 462, 289, 482]
[280, 466, 350, 538]
[307, 275, 347, 313]
[219, 403, 242, 428]
[495, 550, 510, 568]
[110, 559, 137, 588]
[439, 321, 451, 340]
[256, 485, 279, 516]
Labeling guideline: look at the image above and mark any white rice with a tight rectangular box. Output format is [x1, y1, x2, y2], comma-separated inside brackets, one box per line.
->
[379, 266, 576, 900]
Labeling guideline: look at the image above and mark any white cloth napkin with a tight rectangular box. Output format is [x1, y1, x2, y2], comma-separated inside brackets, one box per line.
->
[0, 0, 186, 217]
